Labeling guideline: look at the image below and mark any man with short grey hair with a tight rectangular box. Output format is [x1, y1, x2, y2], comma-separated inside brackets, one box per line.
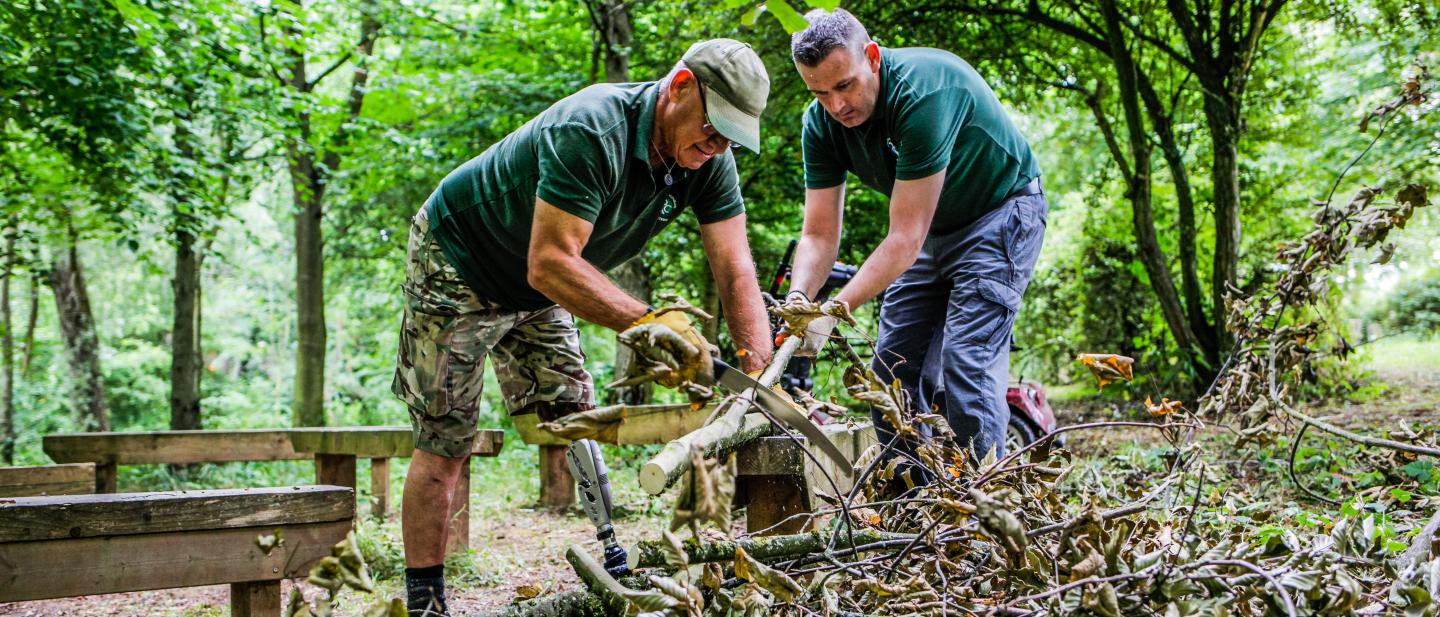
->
[781, 9, 1047, 464]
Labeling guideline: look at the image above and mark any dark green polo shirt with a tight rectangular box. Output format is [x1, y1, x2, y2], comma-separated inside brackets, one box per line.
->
[424, 82, 746, 310]
[802, 47, 1040, 235]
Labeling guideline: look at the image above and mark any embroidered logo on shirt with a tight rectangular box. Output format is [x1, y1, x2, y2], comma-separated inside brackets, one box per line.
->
[658, 196, 678, 222]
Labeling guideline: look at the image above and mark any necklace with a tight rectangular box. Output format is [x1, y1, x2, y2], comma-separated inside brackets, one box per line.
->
[650, 139, 677, 187]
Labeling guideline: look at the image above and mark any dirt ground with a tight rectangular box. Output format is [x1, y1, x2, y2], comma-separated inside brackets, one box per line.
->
[4, 365, 1437, 616]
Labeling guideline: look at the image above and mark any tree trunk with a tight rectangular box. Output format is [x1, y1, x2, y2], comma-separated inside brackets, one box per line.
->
[170, 125, 203, 432]
[606, 257, 652, 406]
[590, 0, 648, 406]
[700, 270, 721, 346]
[291, 163, 327, 427]
[49, 236, 109, 432]
[21, 271, 38, 376]
[284, 1, 380, 427]
[1, 231, 14, 464]
[599, 1, 631, 82]
[1206, 100, 1243, 354]
[1097, 0, 1198, 357]
[1136, 77, 1218, 373]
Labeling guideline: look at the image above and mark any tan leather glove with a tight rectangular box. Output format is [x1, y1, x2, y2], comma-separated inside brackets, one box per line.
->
[618, 309, 714, 388]
[776, 291, 839, 358]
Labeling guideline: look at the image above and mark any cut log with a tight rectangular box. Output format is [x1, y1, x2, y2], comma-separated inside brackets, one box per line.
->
[565, 544, 632, 613]
[626, 527, 915, 570]
[477, 590, 611, 617]
[638, 337, 801, 495]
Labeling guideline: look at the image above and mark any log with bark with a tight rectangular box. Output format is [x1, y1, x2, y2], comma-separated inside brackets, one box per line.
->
[627, 527, 914, 570]
[638, 336, 803, 495]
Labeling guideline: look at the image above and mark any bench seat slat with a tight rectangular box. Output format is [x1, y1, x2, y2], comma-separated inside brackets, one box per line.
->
[44, 430, 308, 465]
[0, 486, 354, 542]
[0, 519, 352, 602]
[0, 463, 95, 497]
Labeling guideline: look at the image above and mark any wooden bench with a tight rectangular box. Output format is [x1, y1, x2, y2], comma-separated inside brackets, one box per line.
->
[0, 463, 95, 497]
[735, 422, 877, 535]
[0, 485, 354, 616]
[41, 428, 504, 553]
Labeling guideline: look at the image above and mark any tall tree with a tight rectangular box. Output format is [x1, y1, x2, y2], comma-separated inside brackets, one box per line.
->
[49, 225, 109, 432]
[586, 0, 653, 406]
[263, 0, 381, 426]
[1, 0, 149, 430]
[0, 229, 14, 463]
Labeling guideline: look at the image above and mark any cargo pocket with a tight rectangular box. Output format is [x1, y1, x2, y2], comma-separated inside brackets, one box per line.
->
[952, 278, 1022, 349]
[1003, 196, 1048, 288]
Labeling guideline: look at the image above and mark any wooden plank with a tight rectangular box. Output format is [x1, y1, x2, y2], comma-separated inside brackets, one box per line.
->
[0, 463, 95, 497]
[370, 457, 390, 521]
[43, 430, 308, 466]
[288, 427, 412, 458]
[289, 427, 503, 458]
[0, 486, 355, 542]
[231, 580, 282, 617]
[512, 405, 706, 446]
[0, 519, 351, 602]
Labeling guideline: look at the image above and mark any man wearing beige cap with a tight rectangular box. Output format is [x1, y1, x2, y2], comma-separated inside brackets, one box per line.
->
[393, 39, 771, 616]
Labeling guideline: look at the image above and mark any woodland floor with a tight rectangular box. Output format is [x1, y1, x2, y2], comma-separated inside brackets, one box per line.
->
[3, 356, 1438, 617]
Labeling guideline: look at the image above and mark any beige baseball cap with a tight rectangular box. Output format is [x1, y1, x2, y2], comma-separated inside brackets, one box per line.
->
[682, 39, 769, 153]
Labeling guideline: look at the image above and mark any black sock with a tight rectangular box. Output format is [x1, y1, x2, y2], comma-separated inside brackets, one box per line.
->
[406, 565, 448, 617]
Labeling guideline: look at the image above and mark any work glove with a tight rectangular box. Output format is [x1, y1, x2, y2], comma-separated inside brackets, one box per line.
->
[617, 309, 714, 389]
[776, 291, 840, 358]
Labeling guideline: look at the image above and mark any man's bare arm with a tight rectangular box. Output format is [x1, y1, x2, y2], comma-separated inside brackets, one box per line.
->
[788, 183, 846, 299]
[832, 170, 945, 309]
[527, 198, 649, 331]
[699, 213, 772, 372]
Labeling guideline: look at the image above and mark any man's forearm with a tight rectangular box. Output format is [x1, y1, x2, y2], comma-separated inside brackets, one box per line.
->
[530, 256, 649, 331]
[789, 231, 840, 299]
[716, 270, 773, 370]
[834, 234, 923, 310]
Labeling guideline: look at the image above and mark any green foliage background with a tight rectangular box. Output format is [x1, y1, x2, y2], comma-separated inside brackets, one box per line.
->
[0, 0, 1435, 470]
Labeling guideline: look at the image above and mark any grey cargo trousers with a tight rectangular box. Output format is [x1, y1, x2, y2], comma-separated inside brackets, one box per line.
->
[872, 184, 1047, 460]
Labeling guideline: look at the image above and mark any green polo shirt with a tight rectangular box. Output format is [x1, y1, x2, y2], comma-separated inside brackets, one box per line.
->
[424, 82, 746, 311]
[802, 47, 1040, 235]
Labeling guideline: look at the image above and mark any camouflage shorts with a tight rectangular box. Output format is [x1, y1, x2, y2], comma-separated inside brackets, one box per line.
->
[392, 207, 595, 458]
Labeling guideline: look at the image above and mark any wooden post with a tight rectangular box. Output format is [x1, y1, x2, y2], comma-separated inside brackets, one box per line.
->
[742, 476, 811, 536]
[315, 454, 357, 489]
[231, 580, 281, 617]
[370, 457, 389, 521]
[95, 459, 117, 494]
[539, 445, 574, 509]
[445, 456, 470, 555]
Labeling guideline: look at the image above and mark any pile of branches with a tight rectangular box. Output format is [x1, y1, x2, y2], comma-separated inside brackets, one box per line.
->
[492, 69, 1439, 616]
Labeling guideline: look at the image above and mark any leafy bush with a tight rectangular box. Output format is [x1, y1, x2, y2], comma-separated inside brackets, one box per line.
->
[1375, 270, 1440, 336]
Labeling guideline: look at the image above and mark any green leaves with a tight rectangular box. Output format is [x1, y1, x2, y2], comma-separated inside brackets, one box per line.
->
[763, 1, 808, 33]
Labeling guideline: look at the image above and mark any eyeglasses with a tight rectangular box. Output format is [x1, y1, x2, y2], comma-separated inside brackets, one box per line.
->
[696, 80, 740, 152]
